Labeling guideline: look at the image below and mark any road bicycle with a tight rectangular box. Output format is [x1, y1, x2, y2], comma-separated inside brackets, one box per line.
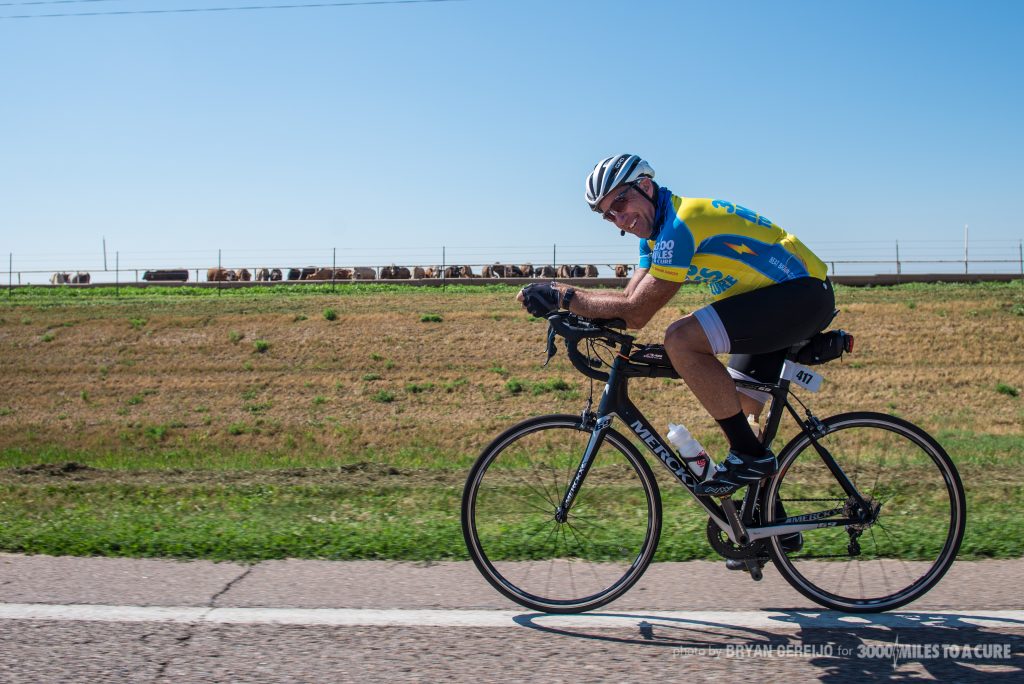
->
[461, 312, 965, 614]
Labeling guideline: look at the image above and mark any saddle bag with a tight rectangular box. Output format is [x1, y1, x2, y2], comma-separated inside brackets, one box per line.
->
[796, 330, 854, 365]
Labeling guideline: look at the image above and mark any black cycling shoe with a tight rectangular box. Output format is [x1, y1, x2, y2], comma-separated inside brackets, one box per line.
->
[779, 531, 803, 554]
[726, 558, 765, 572]
[773, 497, 803, 555]
[694, 450, 777, 498]
[725, 535, 803, 571]
[724, 497, 803, 570]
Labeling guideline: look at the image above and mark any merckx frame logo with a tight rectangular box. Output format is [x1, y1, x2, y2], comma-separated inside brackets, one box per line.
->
[787, 507, 845, 523]
[629, 419, 696, 485]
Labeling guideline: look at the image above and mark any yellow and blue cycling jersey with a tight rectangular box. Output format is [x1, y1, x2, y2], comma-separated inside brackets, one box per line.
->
[638, 187, 828, 300]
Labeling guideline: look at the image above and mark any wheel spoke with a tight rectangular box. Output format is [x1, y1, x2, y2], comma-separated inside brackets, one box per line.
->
[511, 468, 560, 511]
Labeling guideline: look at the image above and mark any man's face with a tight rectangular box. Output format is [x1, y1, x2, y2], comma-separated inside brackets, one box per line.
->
[596, 177, 657, 239]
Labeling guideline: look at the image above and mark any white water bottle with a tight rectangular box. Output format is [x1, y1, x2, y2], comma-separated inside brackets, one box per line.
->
[667, 423, 715, 482]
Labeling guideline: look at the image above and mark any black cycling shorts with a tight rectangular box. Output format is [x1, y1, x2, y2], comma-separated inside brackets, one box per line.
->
[692, 277, 836, 384]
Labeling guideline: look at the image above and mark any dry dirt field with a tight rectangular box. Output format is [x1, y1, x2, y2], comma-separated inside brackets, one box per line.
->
[0, 282, 1021, 560]
[0, 283, 1021, 468]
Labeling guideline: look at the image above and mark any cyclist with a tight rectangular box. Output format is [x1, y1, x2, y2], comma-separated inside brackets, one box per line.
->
[518, 153, 836, 499]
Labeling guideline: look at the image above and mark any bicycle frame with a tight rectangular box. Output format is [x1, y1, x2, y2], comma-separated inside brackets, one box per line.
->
[465, 313, 962, 613]
[558, 336, 871, 546]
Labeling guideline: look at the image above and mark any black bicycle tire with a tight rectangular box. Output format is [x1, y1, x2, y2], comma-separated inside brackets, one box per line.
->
[765, 411, 966, 613]
[461, 414, 662, 613]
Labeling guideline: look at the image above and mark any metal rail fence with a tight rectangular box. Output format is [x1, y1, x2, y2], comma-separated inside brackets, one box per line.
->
[6, 239, 1024, 290]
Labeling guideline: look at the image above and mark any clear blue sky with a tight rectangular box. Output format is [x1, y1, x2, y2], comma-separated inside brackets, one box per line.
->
[2, 0, 1022, 275]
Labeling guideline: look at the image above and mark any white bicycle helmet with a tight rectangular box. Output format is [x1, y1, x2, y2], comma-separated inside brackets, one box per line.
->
[585, 154, 655, 212]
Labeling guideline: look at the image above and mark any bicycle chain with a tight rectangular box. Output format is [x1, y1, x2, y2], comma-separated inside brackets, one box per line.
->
[779, 498, 846, 503]
[712, 498, 855, 560]
[778, 498, 870, 559]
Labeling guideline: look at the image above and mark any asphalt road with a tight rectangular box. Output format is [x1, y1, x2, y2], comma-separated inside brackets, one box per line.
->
[2, 554, 1022, 682]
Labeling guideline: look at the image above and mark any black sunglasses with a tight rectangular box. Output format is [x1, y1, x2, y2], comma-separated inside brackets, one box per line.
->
[601, 183, 636, 222]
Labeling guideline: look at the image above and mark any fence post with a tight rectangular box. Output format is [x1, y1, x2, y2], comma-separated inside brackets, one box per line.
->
[7, 253, 11, 297]
[218, 249, 222, 294]
[441, 246, 446, 289]
[1019, 239, 1023, 276]
[895, 241, 901, 277]
[332, 247, 336, 291]
[964, 224, 969, 274]
[115, 252, 120, 297]
[553, 244, 557, 271]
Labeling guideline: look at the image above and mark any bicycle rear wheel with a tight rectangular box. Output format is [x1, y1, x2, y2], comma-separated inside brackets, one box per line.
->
[462, 414, 661, 613]
[766, 412, 965, 612]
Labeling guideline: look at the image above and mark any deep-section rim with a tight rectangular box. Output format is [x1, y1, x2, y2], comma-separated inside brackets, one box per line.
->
[461, 414, 662, 614]
[765, 411, 966, 613]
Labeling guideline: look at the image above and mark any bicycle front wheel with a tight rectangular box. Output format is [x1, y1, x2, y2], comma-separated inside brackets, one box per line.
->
[462, 414, 661, 613]
[766, 412, 966, 612]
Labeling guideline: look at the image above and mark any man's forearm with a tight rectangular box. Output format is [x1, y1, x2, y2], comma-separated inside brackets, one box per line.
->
[564, 287, 633, 321]
[557, 272, 680, 329]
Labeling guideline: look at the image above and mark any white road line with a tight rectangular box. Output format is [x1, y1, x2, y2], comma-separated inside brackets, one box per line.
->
[1, 604, 1023, 629]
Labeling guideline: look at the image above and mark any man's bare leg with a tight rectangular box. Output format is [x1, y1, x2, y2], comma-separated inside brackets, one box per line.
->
[665, 315, 777, 508]
[662, 315, 742, 420]
[739, 395, 765, 419]
[662, 314, 771, 463]
[739, 395, 766, 438]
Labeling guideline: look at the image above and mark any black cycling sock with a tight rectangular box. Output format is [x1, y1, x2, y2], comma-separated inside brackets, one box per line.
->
[716, 412, 765, 458]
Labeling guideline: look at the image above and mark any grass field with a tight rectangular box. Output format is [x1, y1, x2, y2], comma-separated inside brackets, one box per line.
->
[0, 281, 1022, 561]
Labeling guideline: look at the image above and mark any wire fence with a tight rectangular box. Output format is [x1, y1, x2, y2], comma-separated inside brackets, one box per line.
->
[5, 239, 1024, 287]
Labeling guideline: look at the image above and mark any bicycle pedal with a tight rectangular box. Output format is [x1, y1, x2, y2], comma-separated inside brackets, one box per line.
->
[745, 559, 764, 582]
[724, 558, 768, 577]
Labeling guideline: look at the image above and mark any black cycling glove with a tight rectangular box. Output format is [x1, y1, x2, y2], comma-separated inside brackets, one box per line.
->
[521, 282, 561, 318]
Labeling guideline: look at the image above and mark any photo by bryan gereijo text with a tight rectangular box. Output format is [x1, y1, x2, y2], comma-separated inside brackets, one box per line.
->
[671, 639, 1014, 662]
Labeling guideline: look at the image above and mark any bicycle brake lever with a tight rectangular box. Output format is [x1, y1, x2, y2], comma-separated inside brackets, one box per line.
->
[542, 322, 557, 367]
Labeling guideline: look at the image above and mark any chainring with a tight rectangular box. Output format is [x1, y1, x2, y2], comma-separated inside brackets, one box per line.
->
[706, 516, 768, 560]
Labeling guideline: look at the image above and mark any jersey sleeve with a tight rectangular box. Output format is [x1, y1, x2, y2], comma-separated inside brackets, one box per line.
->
[647, 218, 696, 283]
[638, 238, 652, 269]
